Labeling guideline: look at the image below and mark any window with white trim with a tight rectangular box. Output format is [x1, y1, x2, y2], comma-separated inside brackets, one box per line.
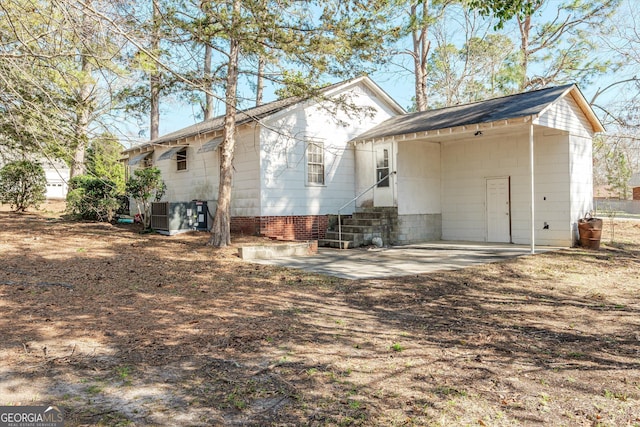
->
[307, 141, 325, 185]
[176, 148, 187, 171]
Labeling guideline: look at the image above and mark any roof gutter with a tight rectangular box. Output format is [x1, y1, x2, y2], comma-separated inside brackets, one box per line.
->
[351, 115, 538, 145]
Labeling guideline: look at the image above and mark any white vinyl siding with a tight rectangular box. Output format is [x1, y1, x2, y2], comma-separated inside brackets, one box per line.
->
[536, 96, 594, 137]
[569, 134, 594, 242]
[231, 129, 261, 217]
[396, 141, 440, 215]
[155, 145, 219, 203]
[258, 81, 399, 216]
[439, 127, 574, 246]
[351, 90, 598, 247]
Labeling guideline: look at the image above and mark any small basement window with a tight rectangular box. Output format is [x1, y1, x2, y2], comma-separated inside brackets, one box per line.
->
[176, 148, 187, 171]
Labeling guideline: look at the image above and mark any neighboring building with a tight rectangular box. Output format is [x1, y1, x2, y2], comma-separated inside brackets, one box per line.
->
[629, 173, 640, 200]
[593, 185, 625, 200]
[0, 149, 70, 200]
[123, 80, 604, 247]
[42, 159, 70, 199]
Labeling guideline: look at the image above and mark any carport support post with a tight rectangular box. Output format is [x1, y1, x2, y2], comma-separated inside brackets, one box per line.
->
[529, 122, 535, 254]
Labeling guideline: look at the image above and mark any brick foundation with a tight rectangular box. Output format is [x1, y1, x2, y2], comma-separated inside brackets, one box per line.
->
[230, 215, 328, 241]
[230, 216, 261, 236]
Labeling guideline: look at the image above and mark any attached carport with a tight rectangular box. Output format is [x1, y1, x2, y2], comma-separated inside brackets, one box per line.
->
[351, 84, 605, 253]
[247, 242, 558, 280]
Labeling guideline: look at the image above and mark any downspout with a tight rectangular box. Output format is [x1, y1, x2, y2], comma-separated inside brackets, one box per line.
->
[529, 120, 535, 254]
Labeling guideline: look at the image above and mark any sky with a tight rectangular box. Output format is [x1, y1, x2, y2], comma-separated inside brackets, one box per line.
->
[139, 0, 633, 146]
[152, 71, 415, 140]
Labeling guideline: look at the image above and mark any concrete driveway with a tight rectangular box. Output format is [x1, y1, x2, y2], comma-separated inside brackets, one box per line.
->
[248, 242, 558, 280]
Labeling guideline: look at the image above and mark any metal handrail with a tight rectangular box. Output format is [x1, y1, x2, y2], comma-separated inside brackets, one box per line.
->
[338, 171, 396, 249]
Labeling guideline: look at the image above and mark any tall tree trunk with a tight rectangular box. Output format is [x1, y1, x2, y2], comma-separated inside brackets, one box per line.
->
[71, 59, 92, 177]
[71, 6, 93, 178]
[150, 0, 160, 140]
[209, 0, 241, 247]
[412, 0, 430, 112]
[256, 55, 264, 106]
[71, 65, 91, 177]
[70, 134, 88, 177]
[204, 43, 214, 119]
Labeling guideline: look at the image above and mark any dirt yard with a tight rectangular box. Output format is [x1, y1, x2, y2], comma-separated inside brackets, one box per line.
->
[1, 202, 639, 426]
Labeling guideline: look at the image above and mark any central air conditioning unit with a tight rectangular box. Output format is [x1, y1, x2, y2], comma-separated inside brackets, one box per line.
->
[151, 201, 210, 235]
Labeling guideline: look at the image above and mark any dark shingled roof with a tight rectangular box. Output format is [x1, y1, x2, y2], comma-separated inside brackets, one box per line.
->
[353, 84, 576, 142]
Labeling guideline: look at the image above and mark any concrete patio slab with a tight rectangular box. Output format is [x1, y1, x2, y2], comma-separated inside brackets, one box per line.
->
[246, 241, 560, 280]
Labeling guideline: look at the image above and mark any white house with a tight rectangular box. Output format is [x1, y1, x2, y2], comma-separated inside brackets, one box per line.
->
[123, 80, 603, 247]
[351, 84, 604, 247]
[0, 149, 70, 200]
[122, 76, 405, 239]
[42, 159, 70, 199]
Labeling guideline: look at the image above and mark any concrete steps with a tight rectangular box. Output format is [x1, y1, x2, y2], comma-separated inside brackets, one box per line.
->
[342, 218, 383, 227]
[323, 230, 364, 247]
[318, 208, 398, 249]
[317, 239, 357, 249]
[338, 225, 376, 234]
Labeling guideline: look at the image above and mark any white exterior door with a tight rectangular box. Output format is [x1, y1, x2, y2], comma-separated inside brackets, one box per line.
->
[373, 143, 395, 207]
[486, 177, 511, 242]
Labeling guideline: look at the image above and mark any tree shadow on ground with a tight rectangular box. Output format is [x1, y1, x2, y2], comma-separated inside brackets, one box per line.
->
[1, 213, 639, 426]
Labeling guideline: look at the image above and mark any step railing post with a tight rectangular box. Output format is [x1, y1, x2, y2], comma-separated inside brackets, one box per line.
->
[334, 171, 395, 250]
[338, 210, 342, 249]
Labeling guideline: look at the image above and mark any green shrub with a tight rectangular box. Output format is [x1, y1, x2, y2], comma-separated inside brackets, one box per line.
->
[0, 160, 47, 212]
[66, 175, 121, 221]
[86, 135, 126, 193]
[126, 167, 165, 229]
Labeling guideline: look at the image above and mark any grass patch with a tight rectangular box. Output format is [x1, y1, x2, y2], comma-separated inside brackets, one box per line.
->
[433, 386, 467, 397]
[86, 384, 104, 395]
[390, 343, 404, 352]
[116, 365, 133, 386]
[603, 389, 628, 401]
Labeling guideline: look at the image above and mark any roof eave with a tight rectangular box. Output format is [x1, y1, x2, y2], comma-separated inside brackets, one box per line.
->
[122, 143, 154, 156]
[122, 138, 193, 156]
[568, 86, 605, 133]
[351, 115, 537, 144]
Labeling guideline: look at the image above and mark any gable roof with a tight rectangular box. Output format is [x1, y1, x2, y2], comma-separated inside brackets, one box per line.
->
[123, 76, 404, 155]
[352, 84, 604, 143]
